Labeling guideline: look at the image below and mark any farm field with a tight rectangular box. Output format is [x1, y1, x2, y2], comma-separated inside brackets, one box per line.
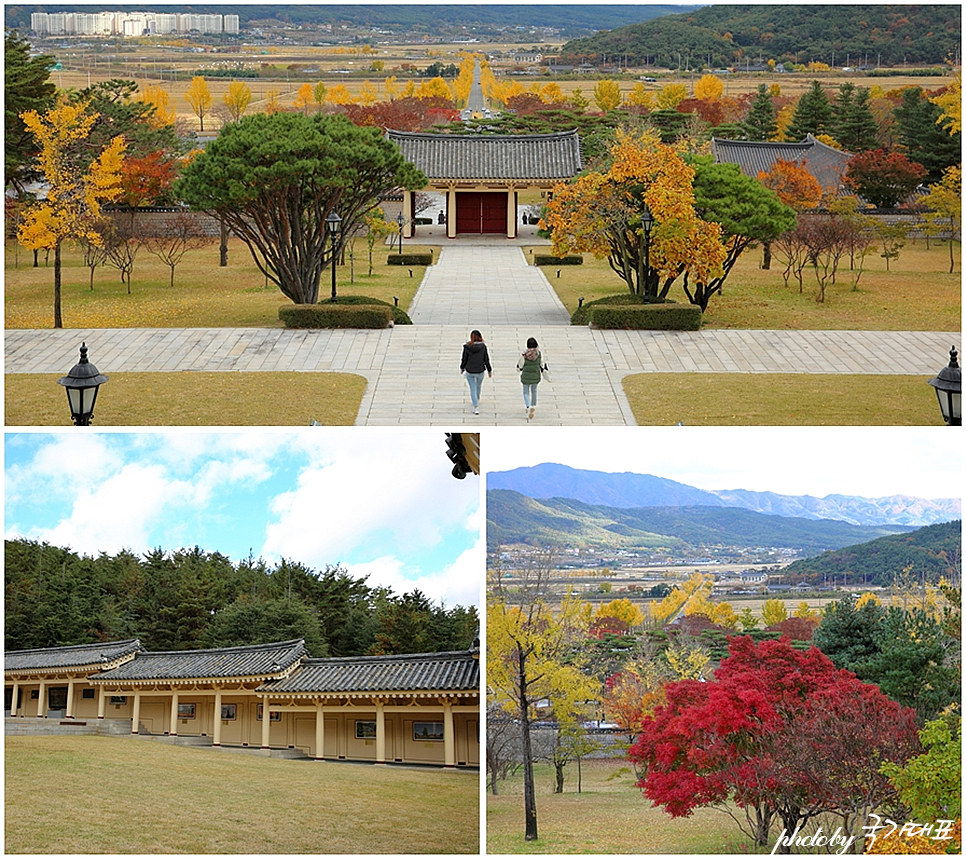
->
[5, 734, 479, 854]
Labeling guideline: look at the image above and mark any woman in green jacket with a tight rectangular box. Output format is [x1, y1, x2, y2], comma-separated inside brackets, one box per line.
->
[516, 337, 546, 422]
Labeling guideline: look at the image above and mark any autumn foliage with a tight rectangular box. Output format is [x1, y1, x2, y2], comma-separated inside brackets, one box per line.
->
[629, 636, 920, 850]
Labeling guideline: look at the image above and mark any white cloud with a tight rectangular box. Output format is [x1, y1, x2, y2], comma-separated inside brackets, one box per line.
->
[346, 547, 481, 608]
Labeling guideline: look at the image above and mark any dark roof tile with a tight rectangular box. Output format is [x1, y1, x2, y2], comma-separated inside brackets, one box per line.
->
[259, 650, 480, 695]
[5, 639, 143, 672]
[711, 134, 852, 193]
[387, 130, 582, 181]
[90, 639, 307, 682]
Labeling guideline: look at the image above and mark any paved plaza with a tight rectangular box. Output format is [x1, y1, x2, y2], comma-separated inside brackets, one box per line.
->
[5, 231, 958, 426]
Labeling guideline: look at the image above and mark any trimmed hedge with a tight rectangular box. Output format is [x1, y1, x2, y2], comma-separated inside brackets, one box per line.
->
[279, 302, 394, 329]
[387, 252, 433, 266]
[533, 254, 583, 266]
[590, 303, 703, 330]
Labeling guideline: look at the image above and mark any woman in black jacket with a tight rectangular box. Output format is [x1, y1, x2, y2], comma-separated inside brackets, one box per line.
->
[459, 329, 492, 415]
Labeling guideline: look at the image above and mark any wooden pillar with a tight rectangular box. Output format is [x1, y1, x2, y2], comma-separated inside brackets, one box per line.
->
[37, 679, 46, 717]
[315, 700, 325, 760]
[402, 191, 413, 239]
[443, 698, 456, 768]
[65, 680, 75, 718]
[11, 681, 20, 717]
[97, 686, 106, 719]
[213, 689, 222, 746]
[375, 699, 386, 764]
[132, 691, 141, 733]
[169, 690, 179, 736]
[506, 188, 517, 239]
[261, 696, 271, 749]
[447, 188, 458, 239]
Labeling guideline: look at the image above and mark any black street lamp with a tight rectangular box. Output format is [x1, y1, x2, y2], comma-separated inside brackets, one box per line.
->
[57, 342, 109, 426]
[396, 210, 404, 254]
[641, 203, 654, 303]
[325, 210, 341, 302]
[927, 346, 962, 426]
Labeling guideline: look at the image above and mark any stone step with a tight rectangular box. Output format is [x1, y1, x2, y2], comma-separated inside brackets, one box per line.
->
[5, 717, 133, 737]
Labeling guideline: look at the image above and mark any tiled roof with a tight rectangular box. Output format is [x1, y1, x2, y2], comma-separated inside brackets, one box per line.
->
[387, 130, 582, 182]
[711, 134, 852, 193]
[5, 639, 143, 673]
[90, 639, 307, 682]
[259, 650, 480, 695]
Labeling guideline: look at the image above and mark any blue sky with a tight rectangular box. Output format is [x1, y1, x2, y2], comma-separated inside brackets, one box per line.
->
[4, 430, 482, 608]
[485, 426, 963, 502]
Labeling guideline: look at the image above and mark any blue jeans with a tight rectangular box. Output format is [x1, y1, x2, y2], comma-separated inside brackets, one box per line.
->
[465, 372, 485, 408]
[523, 383, 538, 408]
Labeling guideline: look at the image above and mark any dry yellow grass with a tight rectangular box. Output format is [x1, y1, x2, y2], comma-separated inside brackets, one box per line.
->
[6, 735, 479, 854]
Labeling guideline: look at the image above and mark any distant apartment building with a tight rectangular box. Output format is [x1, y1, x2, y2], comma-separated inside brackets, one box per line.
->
[30, 11, 240, 37]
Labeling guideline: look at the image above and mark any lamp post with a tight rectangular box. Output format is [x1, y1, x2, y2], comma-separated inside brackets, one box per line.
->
[396, 211, 404, 254]
[927, 346, 962, 426]
[325, 211, 341, 302]
[57, 342, 109, 426]
[641, 203, 654, 303]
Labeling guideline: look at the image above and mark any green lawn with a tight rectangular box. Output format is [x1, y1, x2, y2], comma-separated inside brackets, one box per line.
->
[622, 373, 945, 425]
[4, 371, 366, 426]
[5, 238, 432, 330]
[532, 240, 961, 332]
[487, 759, 753, 854]
[5, 735, 479, 854]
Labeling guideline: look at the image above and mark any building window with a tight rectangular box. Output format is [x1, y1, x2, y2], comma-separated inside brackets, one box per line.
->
[82, 689, 95, 699]
[221, 704, 237, 721]
[110, 696, 127, 705]
[256, 704, 280, 722]
[177, 703, 196, 720]
[355, 720, 377, 739]
[413, 721, 444, 741]
[48, 687, 68, 710]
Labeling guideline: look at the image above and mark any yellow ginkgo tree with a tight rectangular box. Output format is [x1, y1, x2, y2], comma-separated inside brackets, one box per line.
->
[17, 99, 125, 328]
[542, 129, 726, 302]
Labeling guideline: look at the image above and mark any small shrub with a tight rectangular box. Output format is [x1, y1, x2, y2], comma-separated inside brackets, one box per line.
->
[533, 254, 583, 266]
[590, 303, 703, 331]
[387, 252, 433, 266]
[278, 303, 393, 329]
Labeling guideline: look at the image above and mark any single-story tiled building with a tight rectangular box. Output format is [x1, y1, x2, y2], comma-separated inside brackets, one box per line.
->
[5, 638, 480, 767]
[711, 134, 852, 194]
[387, 129, 582, 239]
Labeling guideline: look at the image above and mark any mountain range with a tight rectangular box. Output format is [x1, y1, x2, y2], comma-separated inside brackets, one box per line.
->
[486, 464, 961, 528]
[487, 490, 915, 556]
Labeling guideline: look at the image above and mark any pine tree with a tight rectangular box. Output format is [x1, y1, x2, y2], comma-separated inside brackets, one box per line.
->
[742, 84, 777, 141]
[832, 83, 879, 152]
[894, 86, 962, 185]
[785, 80, 832, 141]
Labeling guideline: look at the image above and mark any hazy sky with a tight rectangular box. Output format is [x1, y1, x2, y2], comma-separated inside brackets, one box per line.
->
[485, 426, 963, 501]
[5, 430, 482, 608]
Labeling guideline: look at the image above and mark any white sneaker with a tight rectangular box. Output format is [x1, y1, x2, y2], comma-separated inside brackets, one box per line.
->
[473, 408, 479, 415]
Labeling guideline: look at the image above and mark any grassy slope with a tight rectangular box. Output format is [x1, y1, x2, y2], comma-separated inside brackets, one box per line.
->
[5, 735, 479, 854]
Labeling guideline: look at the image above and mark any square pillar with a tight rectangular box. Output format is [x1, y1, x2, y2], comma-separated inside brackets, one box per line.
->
[169, 690, 179, 736]
[447, 189, 458, 239]
[315, 701, 325, 760]
[213, 689, 222, 746]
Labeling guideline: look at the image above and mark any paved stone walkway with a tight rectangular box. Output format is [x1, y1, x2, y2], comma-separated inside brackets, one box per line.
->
[5, 239, 958, 426]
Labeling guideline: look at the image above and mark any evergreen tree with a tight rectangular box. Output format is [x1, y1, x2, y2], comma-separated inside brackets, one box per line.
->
[832, 83, 880, 152]
[4, 31, 56, 191]
[894, 86, 962, 185]
[785, 80, 832, 141]
[742, 84, 777, 141]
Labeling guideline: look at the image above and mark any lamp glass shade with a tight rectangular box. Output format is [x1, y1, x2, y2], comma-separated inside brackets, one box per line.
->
[325, 211, 341, 235]
[66, 385, 98, 421]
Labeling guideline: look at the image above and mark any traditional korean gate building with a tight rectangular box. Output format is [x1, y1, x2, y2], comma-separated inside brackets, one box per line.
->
[5, 638, 480, 767]
[387, 129, 583, 239]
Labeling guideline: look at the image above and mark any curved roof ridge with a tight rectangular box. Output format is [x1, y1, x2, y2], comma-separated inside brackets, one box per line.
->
[5, 638, 141, 657]
[124, 638, 305, 657]
[299, 649, 476, 665]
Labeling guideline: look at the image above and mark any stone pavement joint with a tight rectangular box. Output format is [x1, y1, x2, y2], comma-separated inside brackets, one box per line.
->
[5, 242, 958, 426]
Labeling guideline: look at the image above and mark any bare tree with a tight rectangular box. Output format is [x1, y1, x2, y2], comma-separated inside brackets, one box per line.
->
[144, 211, 216, 287]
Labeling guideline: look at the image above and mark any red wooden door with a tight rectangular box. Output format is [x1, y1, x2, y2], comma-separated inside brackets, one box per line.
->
[455, 192, 507, 234]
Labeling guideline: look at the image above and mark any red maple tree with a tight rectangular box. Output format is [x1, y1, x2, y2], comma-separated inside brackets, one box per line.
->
[629, 636, 920, 852]
[843, 149, 927, 209]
